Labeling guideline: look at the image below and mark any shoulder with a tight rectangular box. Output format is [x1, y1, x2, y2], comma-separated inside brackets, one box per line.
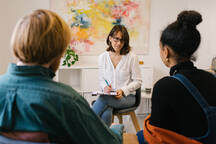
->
[154, 75, 186, 90]
[98, 52, 109, 65]
[98, 51, 108, 60]
[127, 52, 137, 57]
[0, 73, 9, 82]
[99, 51, 108, 58]
[51, 81, 81, 98]
[125, 52, 138, 61]
[42, 81, 90, 108]
[25, 79, 83, 102]
[199, 69, 216, 78]
[152, 76, 184, 99]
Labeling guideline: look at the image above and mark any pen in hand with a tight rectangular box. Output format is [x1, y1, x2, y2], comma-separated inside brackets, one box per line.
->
[105, 80, 110, 87]
[104, 80, 112, 93]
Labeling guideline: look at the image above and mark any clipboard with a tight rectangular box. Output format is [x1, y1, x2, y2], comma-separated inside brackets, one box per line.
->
[92, 91, 117, 96]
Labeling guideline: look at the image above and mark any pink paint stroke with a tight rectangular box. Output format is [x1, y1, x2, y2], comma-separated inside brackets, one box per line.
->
[111, 1, 139, 24]
[70, 39, 94, 54]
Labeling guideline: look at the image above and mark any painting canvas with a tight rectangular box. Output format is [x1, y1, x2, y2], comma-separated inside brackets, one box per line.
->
[50, 0, 151, 55]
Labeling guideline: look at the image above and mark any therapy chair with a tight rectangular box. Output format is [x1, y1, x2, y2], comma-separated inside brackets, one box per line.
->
[112, 88, 141, 132]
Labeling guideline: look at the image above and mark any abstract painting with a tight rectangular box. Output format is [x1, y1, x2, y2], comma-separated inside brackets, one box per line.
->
[50, 0, 151, 55]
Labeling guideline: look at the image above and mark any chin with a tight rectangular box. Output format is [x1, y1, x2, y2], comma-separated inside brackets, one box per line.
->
[114, 48, 121, 52]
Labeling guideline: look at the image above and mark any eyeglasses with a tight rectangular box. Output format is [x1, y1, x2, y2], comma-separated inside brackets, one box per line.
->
[112, 36, 124, 43]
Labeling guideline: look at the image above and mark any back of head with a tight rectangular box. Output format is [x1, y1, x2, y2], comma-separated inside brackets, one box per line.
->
[160, 10, 202, 61]
[11, 9, 71, 65]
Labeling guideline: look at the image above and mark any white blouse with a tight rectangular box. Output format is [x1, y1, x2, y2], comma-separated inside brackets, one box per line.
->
[98, 51, 142, 96]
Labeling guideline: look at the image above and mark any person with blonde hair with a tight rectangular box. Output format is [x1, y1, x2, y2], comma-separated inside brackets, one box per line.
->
[0, 9, 122, 144]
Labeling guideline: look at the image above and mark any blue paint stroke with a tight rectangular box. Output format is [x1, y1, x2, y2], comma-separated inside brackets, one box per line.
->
[113, 18, 122, 25]
[70, 9, 91, 29]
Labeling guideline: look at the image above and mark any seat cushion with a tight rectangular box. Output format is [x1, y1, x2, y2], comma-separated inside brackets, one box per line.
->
[113, 106, 137, 114]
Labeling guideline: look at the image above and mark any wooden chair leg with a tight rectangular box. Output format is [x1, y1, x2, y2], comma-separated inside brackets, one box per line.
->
[130, 111, 140, 132]
[117, 114, 123, 124]
[112, 114, 114, 123]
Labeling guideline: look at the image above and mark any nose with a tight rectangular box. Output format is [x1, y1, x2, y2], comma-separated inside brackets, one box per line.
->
[116, 40, 121, 44]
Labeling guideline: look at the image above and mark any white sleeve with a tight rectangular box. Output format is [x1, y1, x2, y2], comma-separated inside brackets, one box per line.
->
[121, 55, 142, 96]
[98, 55, 107, 91]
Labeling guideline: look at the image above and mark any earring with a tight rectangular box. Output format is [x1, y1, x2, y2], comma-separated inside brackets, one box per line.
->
[165, 58, 169, 62]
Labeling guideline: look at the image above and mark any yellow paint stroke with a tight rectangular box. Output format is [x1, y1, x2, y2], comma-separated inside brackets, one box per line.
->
[66, 0, 141, 40]
[89, 0, 114, 17]
[81, 8, 113, 39]
[71, 27, 89, 40]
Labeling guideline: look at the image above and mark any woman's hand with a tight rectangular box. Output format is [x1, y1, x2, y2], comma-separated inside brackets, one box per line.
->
[115, 89, 124, 99]
[104, 85, 112, 93]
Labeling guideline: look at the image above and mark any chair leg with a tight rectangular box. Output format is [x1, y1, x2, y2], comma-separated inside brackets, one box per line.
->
[130, 111, 141, 132]
[112, 114, 114, 123]
[117, 114, 123, 124]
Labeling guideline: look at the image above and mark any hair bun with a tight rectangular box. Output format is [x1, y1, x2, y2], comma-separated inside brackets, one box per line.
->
[177, 10, 202, 28]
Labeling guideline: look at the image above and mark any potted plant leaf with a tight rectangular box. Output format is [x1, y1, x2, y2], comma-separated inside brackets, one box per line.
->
[62, 45, 79, 67]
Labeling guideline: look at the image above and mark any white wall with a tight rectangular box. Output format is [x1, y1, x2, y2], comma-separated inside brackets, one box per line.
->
[188, 0, 216, 69]
[149, 0, 216, 83]
[147, 0, 189, 83]
[0, 0, 49, 74]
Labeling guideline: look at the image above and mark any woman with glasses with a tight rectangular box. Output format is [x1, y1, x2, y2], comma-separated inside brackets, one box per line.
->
[92, 25, 142, 127]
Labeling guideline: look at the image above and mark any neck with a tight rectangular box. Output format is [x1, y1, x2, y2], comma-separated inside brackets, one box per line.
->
[168, 60, 177, 68]
[111, 51, 121, 56]
[168, 58, 189, 68]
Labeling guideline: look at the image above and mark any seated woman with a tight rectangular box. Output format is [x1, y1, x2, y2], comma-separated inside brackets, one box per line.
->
[137, 10, 216, 144]
[92, 25, 142, 127]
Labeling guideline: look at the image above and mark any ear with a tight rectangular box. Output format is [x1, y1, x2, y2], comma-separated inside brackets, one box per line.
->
[163, 45, 170, 59]
[109, 36, 112, 42]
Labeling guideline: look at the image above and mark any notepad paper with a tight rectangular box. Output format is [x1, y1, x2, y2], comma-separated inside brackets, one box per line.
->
[92, 91, 117, 96]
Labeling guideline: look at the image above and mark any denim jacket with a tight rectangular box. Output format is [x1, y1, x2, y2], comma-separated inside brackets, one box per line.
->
[0, 64, 122, 144]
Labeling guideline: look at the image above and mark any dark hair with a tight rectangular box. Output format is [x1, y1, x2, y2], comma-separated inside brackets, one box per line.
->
[160, 10, 202, 61]
[106, 25, 131, 55]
